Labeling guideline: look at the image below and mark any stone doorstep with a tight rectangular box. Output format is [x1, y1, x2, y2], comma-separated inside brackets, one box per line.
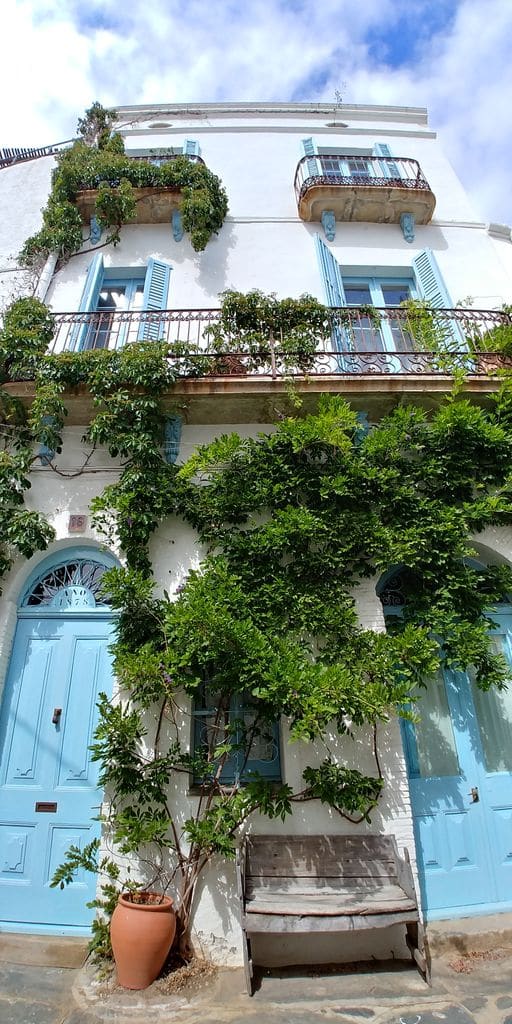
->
[426, 913, 512, 957]
[0, 932, 89, 968]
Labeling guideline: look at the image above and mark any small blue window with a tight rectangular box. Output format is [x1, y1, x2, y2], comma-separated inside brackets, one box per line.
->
[192, 684, 281, 786]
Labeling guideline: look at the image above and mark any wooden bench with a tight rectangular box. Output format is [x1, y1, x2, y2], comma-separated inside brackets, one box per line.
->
[235, 833, 427, 994]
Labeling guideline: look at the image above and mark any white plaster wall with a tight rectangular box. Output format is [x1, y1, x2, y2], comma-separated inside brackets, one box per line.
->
[0, 156, 55, 310]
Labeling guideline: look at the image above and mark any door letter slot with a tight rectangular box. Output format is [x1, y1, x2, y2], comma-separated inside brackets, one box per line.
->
[35, 802, 57, 812]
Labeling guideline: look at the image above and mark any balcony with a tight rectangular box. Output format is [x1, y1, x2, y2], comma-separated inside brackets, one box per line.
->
[294, 154, 435, 227]
[75, 152, 205, 226]
[6, 306, 509, 425]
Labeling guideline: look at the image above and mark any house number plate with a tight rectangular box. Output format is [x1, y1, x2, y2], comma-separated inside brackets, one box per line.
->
[35, 802, 57, 812]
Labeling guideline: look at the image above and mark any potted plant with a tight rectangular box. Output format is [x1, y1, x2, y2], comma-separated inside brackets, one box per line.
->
[51, 839, 176, 990]
[205, 289, 331, 374]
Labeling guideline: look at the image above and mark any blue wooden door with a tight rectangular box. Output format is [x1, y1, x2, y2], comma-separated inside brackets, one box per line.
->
[0, 614, 113, 931]
[405, 610, 512, 919]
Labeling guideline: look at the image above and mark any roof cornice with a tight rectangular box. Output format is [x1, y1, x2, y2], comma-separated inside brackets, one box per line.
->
[114, 102, 429, 125]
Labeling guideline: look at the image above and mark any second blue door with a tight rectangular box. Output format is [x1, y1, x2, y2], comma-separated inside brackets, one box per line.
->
[405, 611, 512, 918]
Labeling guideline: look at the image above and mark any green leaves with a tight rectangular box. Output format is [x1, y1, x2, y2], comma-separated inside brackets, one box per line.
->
[303, 760, 383, 821]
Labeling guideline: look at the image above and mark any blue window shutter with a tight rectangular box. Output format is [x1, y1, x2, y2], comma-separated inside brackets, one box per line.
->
[314, 235, 346, 307]
[373, 143, 400, 179]
[412, 249, 464, 348]
[70, 252, 104, 350]
[314, 235, 347, 354]
[38, 415, 56, 464]
[163, 415, 182, 464]
[183, 139, 200, 157]
[301, 137, 319, 178]
[138, 258, 172, 341]
[412, 249, 453, 307]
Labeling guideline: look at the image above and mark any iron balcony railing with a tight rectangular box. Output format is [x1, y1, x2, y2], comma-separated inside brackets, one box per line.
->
[0, 144, 203, 171]
[0, 141, 73, 169]
[43, 306, 512, 379]
[128, 153, 205, 166]
[294, 154, 432, 204]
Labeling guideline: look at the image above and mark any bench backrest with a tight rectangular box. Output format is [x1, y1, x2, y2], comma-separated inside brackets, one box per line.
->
[244, 834, 401, 886]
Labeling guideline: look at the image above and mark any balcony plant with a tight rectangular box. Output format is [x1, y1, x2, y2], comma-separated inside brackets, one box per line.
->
[19, 103, 228, 267]
[477, 305, 512, 358]
[204, 289, 331, 373]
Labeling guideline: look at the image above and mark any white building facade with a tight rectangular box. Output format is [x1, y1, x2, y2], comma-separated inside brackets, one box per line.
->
[1, 102, 512, 966]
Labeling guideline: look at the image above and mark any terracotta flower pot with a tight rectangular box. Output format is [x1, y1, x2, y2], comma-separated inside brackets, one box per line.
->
[110, 892, 176, 989]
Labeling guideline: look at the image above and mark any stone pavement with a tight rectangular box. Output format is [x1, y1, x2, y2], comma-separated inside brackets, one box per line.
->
[2, 933, 512, 1024]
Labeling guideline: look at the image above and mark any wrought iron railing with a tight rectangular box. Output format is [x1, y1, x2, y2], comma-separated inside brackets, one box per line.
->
[294, 154, 432, 204]
[0, 143, 203, 171]
[41, 306, 512, 380]
[0, 141, 74, 169]
[128, 152, 205, 166]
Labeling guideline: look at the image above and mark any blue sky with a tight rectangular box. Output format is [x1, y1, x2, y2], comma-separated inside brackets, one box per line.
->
[2, 0, 512, 225]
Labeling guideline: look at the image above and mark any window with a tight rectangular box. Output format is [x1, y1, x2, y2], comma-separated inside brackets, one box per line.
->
[315, 237, 460, 355]
[84, 274, 145, 350]
[71, 254, 172, 351]
[192, 683, 281, 786]
[343, 278, 415, 353]
[126, 139, 201, 166]
[301, 140, 402, 182]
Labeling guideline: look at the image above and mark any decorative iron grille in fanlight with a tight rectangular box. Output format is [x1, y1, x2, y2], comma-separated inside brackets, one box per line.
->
[379, 571, 407, 608]
[23, 559, 112, 609]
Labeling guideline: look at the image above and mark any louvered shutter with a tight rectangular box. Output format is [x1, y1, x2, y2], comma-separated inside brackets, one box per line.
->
[38, 415, 56, 465]
[70, 252, 104, 350]
[183, 139, 200, 157]
[412, 249, 453, 307]
[314, 235, 347, 353]
[138, 259, 172, 341]
[301, 137, 319, 179]
[373, 142, 400, 180]
[412, 249, 464, 348]
[314, 235, 346, 307]
[163, 415, 182, 464]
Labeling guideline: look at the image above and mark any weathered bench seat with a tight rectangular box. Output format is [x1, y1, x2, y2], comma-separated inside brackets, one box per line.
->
[236, 834, 427, 994]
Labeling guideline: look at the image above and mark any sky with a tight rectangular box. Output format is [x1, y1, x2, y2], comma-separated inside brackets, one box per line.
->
[2, 0, 512, 226]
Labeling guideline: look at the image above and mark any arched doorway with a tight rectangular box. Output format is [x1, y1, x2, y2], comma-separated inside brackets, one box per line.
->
[0, 549, 117, 933]
[379, 569, 512, 920]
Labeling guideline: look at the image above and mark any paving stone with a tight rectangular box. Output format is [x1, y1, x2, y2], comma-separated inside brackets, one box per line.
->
[330, 1011, 374, 1018]
[0, 962, 74, 1003]
[381, 1008, 476, 1024]
[462, 996, 487, 1010]
[0, 997, 66, 1024]
[497, 997, 512, 1008]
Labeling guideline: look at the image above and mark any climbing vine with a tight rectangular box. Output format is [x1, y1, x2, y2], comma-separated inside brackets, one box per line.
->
[3, 291, 512, 963]
[19, 103, 228, 267]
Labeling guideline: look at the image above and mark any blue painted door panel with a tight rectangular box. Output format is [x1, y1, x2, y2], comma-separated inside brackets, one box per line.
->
[0, 616, 113, 928]
[407, 610, 512, 918]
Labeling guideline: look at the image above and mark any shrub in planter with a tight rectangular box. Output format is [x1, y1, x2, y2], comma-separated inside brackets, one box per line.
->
[205, 289, 331, 373]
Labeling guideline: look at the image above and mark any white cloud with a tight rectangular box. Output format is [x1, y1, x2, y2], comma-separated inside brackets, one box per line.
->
[1, 0, 511, 224]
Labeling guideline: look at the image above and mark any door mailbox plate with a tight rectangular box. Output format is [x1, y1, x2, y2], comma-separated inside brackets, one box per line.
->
[35, 802, 57, 812]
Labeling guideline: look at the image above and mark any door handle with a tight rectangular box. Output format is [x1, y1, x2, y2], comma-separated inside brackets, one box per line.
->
[469, 786, 479, 803]
[52, 707, 62, 725]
